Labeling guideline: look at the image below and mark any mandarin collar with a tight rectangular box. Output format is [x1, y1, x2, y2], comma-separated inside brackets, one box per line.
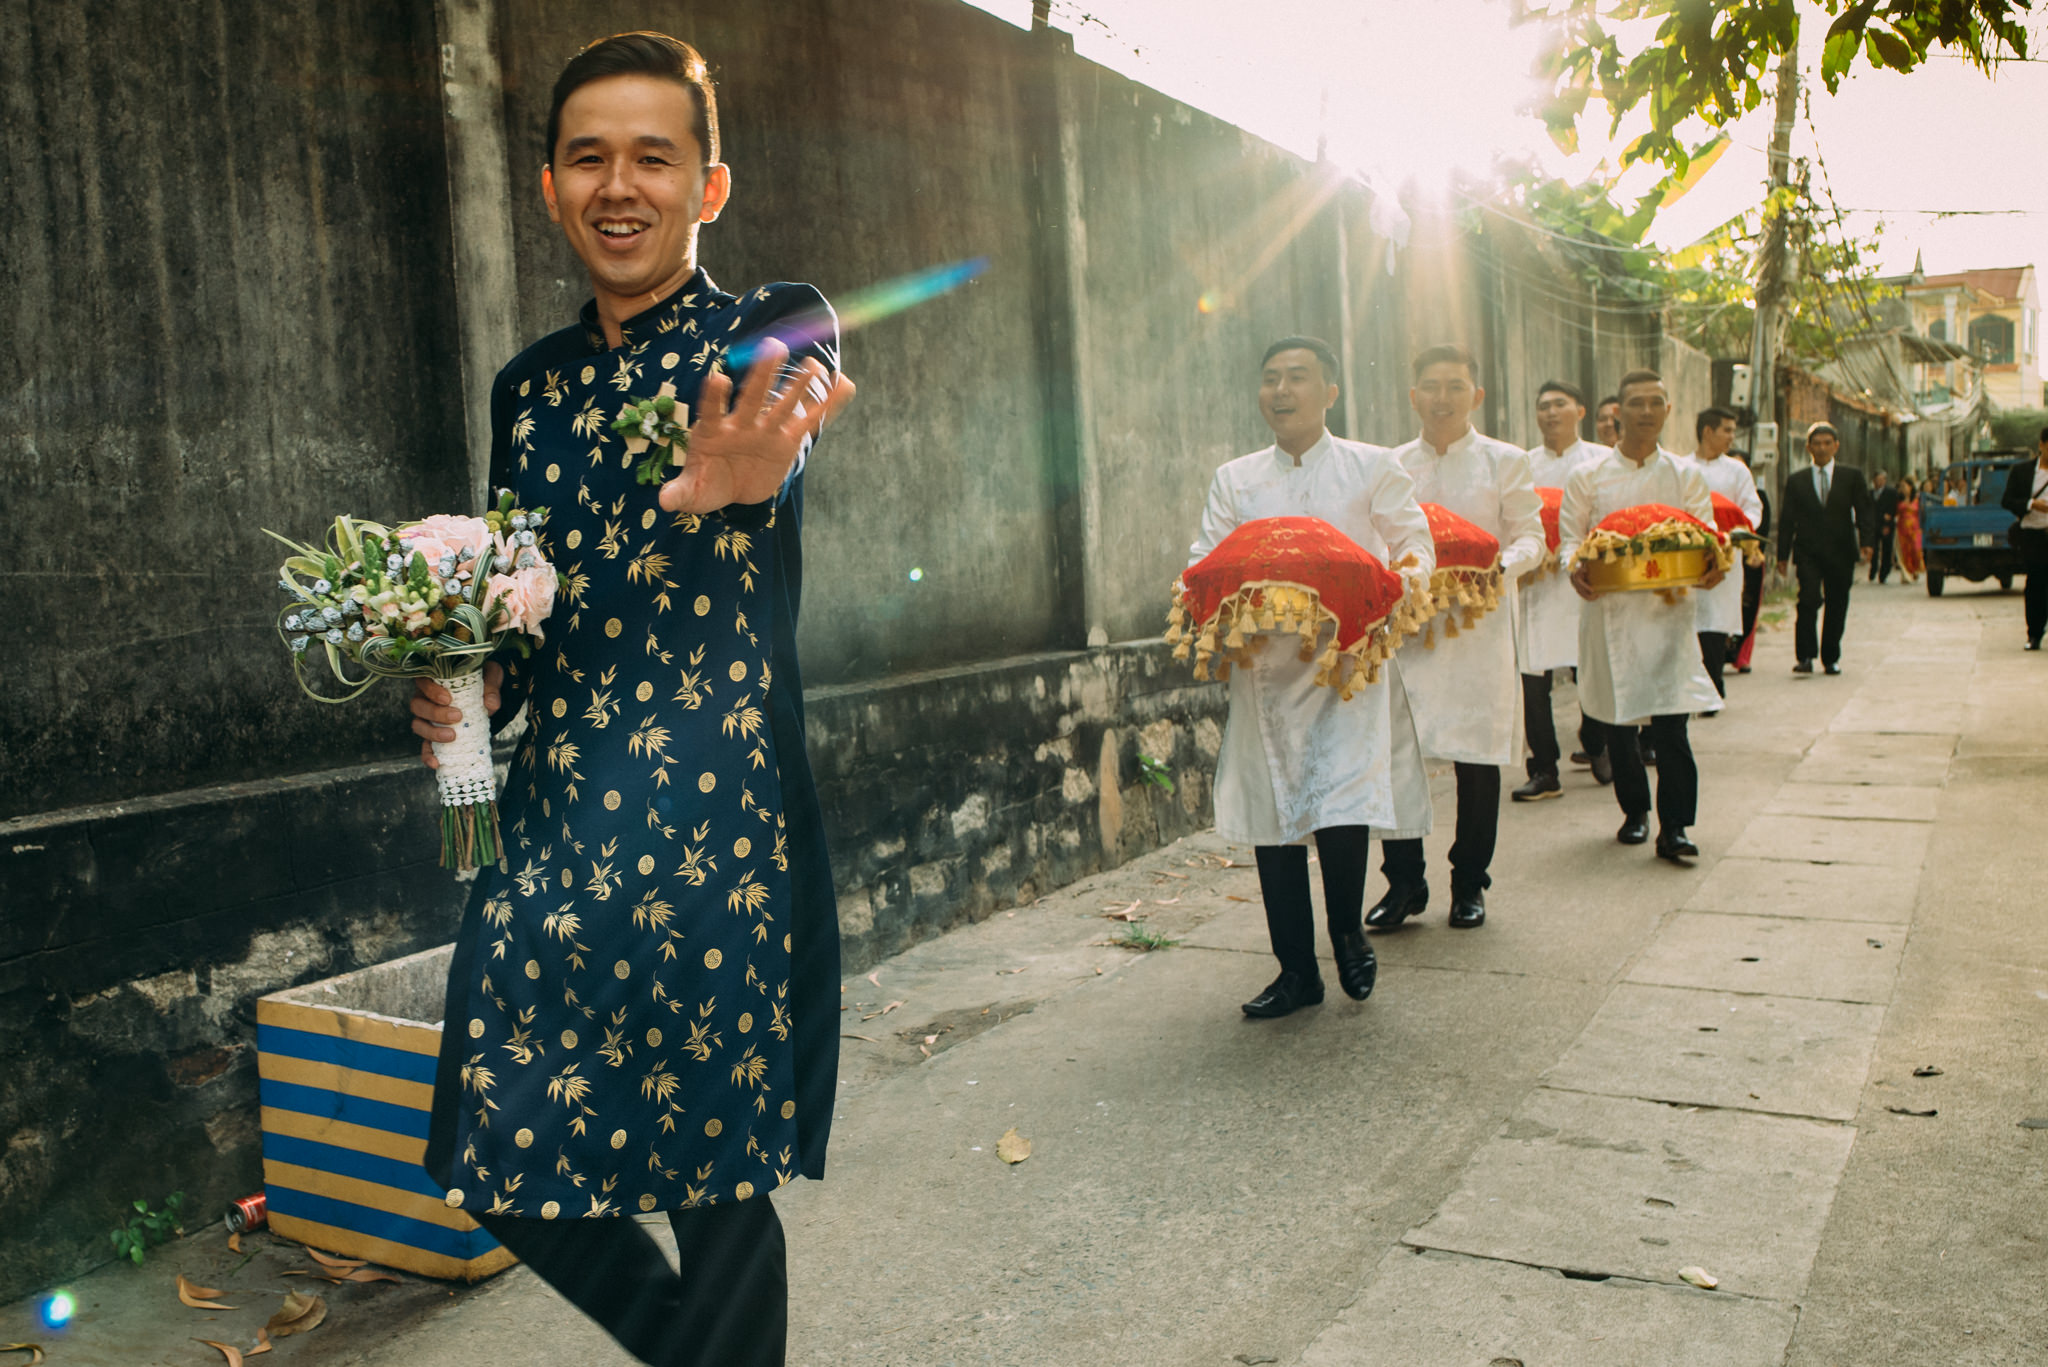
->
[1417, 426, 1479, 460]
[1271, 430, 1334, 472]
[577, 267, 726, 352]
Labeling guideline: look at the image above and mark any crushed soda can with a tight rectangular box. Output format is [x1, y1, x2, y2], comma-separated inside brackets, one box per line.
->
[225, 1191, 267, 1233]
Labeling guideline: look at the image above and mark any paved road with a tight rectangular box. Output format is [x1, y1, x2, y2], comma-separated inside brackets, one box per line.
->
[13, 577, 2045, 1365]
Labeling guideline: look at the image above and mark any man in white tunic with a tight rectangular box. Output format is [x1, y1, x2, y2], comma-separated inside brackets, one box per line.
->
[1513, 379, 1612, 801]
[1562, 369, 1723, 863]
[1190, 336, 1435, 1018]
[1681, 405, 1762, 708]
[1366, 346, 1543, 933]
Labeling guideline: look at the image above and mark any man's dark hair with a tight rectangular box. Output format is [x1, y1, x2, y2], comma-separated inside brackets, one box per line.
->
[1262, 336, 1340, 384]
[1596, 395, 1620, 412]
[1537, 379, 1585, 406]
[1413, 343, 1479, 383]
[1807, 421, 1839, 443]
[547, 32, 720, 166]
[1695, 405, 1737, 439]
[1616, 369, 1664, 399]
[2038, 424, 2048, 444]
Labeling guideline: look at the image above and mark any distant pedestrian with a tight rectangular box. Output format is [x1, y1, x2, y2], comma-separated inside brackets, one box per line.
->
[1775, 423, 1875, 676]
[1896, 475, 1924, 584]
[2000, 427, 2048, 650]
[1870, 470, 1901, 582]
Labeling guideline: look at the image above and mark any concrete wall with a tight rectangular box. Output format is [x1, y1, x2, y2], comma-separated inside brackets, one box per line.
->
[0, 0, 1657, 1301]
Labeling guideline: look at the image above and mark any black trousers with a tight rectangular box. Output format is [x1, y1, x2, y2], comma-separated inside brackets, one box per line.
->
[1871, 529, 1895, 582]
[1697, 632, 1727, 699]
[1521, 672, 1561, 778]
[1381, 763, 1501, 896]
[1794, 557, 1855, 667]
[1599, 715, 1697, 831]
[475, 1197, 788, 1367]
[1254, 825, 1371, 976]
[2019, 527, 2048, 642]
[1740, 560, 1764, 641]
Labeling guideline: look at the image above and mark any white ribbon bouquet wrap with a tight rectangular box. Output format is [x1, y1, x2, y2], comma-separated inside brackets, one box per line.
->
[268, 490, 557, 870]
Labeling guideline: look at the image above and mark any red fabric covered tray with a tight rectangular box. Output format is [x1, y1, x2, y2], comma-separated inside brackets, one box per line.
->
[1167, 516, 1421, 697]
[1709, 492, 1753, 534]
[1415, 503, 1504, 643]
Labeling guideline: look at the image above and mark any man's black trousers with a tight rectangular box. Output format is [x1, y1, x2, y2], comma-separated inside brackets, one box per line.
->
[2019, 526, 2048, 642]
[475, 1197, 787, 1367]
[1794, 557, 1855, 667]
[1597, 715, 1696, 831]
[1254, 826, 1371, 976]
[1381, 763, 1501, 895]
[1697, 632, 1727, 699]
[1522, 672, 1560, 778]
[1870, 528, 1895, 582]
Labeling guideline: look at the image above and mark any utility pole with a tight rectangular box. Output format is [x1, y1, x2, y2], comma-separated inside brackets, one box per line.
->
[1745, 35, 1800, 504]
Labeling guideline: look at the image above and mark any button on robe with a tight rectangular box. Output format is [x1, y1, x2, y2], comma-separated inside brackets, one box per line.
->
[1560, 447, 1722, 726]
[1190, 435, 1435, 846]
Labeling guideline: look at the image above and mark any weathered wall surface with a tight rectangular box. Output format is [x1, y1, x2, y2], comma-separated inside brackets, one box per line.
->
[0, 0, 466, 820]
[0, 0, 1656, 1302]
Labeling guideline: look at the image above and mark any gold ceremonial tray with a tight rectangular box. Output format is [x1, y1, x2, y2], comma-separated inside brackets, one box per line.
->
[1581, 546, 1715, 593]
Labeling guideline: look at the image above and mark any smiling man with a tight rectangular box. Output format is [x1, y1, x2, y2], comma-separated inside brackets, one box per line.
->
[1190, 337, 1434, 1018]
[408, 32, 853, 1367]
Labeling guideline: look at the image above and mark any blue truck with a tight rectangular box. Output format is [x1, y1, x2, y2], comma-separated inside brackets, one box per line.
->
[1917, 453, 2029, 596]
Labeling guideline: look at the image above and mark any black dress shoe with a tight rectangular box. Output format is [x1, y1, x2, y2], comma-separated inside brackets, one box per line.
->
[1641, 747, 1659, 768]
[1617, 814, 1650, 845]
[1793, 660, 1814, 674]
[1242, 970, 1326, 1018]
[1331, 930, 1377, 1001]
[1447, 890, 1486, 929]
[1823, 663, 1841, 675]
[1569, 750, 1593, 766]
[1365, 883, 1429, 930]
[1512, 772, 1562, 801]
[1735, 665, 1753, 674]
[1590, 751, 1614, 786]
[1656, 829, 1700, 863]
[2028, 638, 2043, 651]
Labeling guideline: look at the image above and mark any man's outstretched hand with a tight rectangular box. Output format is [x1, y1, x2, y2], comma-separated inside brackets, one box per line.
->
[658, 339, 856, 515]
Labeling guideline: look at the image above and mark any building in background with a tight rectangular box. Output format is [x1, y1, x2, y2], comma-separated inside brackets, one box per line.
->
[1900, 262, 2041, 410]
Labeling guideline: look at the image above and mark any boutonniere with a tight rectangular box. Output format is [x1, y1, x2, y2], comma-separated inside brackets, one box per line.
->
[612, 381, 690, 486]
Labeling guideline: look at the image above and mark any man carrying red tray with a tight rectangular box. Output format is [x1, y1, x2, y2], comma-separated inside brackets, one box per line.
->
[1367, 345, 1544, 933]
[1516, 379, 1613, 799]
[1189, 337, 1435, 1018]
[1560, 369, 1724, 863]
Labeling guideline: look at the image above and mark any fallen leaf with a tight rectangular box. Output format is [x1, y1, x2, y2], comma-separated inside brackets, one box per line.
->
[1226, 895, 1251, 903]
[2019, 1117, 2048, 1129]
[996, 1127, 1032, 1164]
[336, 1267, 402, 1284]
[248, 1328, 273, 1356]
[227, 1232, 242, 1254]
[306, 1249, 368, 1271]
[2, 1345, 46, 1365]
[996, 967, 1026, 975]
[864, 971, 881, 986]
[882, 1000, 904, 1015]
[1235, 1356, 1279, 1365]
[1678, 1265, 1719, 1289]
[1151, 897, 1182, 905]
[1887, 1106, 1938, 1117]
[1911, 1065, 1943, 1077]
[178, 1274, 237, 1310]
[1093, 966, 1103, 975]
[1101, 900, 1142, 914]
[1102, 907, 1147, 922]
[1867, 939, 1884, 948]
[918, 1045, 931, 1057]
[266, 1290, 327, 1338]
[1156, 871, 1189, 879]
[840, 1032, 880, 1043]
[194, 1340, 243, 1367]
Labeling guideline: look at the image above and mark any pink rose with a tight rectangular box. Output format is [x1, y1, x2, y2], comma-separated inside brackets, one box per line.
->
[400, 514, 494, 569]
[486, 563, 558, 641]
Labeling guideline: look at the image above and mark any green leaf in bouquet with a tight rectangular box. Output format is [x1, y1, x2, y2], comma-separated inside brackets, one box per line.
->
[410, 552, 431, 592]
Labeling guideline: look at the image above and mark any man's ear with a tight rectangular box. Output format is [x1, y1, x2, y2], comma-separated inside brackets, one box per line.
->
[699, 163, 732, 223]
[542, 164, 560, 224]
[1471, 384, 1486, 413]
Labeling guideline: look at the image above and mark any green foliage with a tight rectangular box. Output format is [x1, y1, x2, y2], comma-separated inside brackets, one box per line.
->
[109, 1191, 185, 1265]
[1106, 924, 1180, 952]
[1509, 165, 1892, 361]
[1518, 0, 2034, 174]
[1137, 754, 1176, 795]
[1989, 408, 2048, 449]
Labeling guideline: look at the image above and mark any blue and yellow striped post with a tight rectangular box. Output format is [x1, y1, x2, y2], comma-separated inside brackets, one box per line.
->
[256, 971, 514, 1281]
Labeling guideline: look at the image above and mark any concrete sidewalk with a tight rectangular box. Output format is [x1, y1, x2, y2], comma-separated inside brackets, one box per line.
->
[9, 577, 2045, 1365]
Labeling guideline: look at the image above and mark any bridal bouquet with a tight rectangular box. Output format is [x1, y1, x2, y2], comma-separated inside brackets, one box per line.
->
[268, 489, 557, 870]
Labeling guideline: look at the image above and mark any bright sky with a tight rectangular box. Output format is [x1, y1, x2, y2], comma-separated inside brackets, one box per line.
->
[961, 0, 2048, 280]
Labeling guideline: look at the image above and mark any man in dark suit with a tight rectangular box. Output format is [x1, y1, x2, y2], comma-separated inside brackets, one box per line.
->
[2001, 426, 2048, 649]
[1775, 422, 1875, 675]
[1870, 470, 1901, 582]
